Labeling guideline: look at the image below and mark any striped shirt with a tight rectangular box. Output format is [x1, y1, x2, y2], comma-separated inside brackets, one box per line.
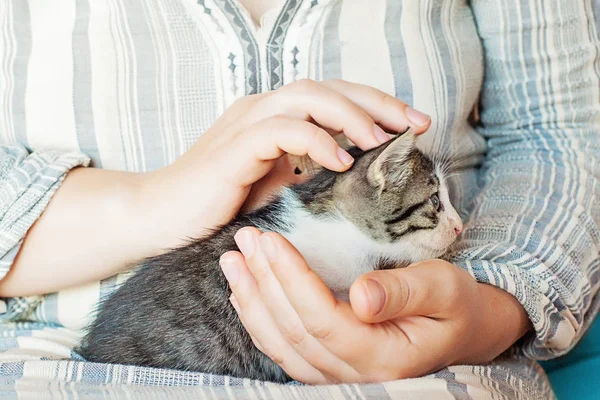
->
[0, 0, 598, 398]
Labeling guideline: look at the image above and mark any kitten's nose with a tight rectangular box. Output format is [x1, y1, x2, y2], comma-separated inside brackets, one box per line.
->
[451, 218, 463, 236]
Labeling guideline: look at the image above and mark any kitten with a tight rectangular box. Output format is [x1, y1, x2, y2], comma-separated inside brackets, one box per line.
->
[78, 129, 463, 383]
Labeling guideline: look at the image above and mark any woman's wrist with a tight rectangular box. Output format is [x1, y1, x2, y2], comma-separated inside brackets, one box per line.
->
[137, 159, 244, 252]
[468, 283, 532, 363]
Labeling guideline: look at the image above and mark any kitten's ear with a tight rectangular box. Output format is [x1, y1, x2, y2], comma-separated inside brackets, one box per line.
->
[367, 128, 417, 189]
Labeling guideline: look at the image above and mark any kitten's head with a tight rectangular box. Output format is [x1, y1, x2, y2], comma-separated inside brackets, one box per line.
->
[295, 129, 462, 263]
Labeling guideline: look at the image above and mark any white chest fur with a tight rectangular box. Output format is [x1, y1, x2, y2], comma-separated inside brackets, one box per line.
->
[282, 210, 376, 296]
[276, 190, 418, 297]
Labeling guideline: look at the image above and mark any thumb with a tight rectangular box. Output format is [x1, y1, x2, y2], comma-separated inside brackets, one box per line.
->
[349, 260, 464, 323]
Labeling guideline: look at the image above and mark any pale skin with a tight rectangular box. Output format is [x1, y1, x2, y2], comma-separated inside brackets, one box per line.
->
[222, 228, 531, 383]
[2, 0, 531, 383]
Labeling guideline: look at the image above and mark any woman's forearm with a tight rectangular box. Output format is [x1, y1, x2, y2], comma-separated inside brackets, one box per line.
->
[454, 0, 600, 358]
[0, 167, 158, 297]
[1, 79, 425, 298]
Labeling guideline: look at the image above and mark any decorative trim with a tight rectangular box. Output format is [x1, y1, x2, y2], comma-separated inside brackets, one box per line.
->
[265, 0, 304, 90]
[211, 0, 262, 94]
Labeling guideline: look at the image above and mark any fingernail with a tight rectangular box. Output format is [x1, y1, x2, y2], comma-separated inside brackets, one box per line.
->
[258, 235, 277, 262]
[337, 147, 354, 166]
[363, 279, 386, 315]
[220, 256, 240, 285]
[229, 294, 241, 314]
[405, 107, 430, 127]
[374, 124, 391, 144]
[234, 229, 255, 258]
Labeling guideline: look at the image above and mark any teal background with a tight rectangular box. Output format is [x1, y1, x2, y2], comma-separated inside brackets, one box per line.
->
[541, 318, 600, 399]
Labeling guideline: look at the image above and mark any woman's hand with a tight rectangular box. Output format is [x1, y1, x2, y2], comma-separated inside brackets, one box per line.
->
[220, 227, 532, 384]
[143, 79, 431, 251]
[1, 79, 429, 297]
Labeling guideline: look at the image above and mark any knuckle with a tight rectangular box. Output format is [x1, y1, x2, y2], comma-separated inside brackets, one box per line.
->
[305, 320, 334, 341]
[291, 78, 318, 93]
[281, 322, 309, 347]
[325, 78, 345, 87]
[256, 91, 277, 107]
[230, 96, 245, 108]
[249, 335, 264, 351]
[269, 114, 292, 123]
[248, 334, 286, 367]
[270, 354, 285, 368]
[233, 94, 258, 108]
[297, 123, 323, 152]
[263, 114, 292, 129]
[307, 125, 324, 145]
[380, 91, 406, 112]
[438, 261, 459, 282]
[250, 264, 272, 283]
[380, 92, 393, 107]
[261, 346, 285, 367]
[439, 264, 463, 305]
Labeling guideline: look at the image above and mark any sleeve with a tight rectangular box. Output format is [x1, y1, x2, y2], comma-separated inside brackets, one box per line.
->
[451, 1, 600, 358]
[0, 145, 89, 279]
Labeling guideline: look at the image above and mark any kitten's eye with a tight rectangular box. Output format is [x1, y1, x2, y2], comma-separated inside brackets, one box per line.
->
[430, 193, 441, 211]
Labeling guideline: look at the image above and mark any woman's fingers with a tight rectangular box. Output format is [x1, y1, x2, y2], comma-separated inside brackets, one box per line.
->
[205, 79, 432, 190]
[219, 80, 430, 152]
[321, 80, 431, 134]
[219, 251, 328, 384]
[233, 227, 361, 382]
[250, 231, 415, 378]
[227, 229, 440, 382]
[224, 116, 354, 187]
[256, 232, 341, 339]
[235, 79, 386, 150]
[274, 79, 390, 149]
[251, 232, 387, 368]
[228, 295, 265, 352]
[211, 79, 433, 189]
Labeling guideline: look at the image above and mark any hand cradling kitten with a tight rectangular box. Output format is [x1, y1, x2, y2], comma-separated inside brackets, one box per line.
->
[78, 129, 463, 383]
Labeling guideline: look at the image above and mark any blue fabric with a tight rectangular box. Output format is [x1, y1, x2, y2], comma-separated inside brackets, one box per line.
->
[542, 318, 600, 399]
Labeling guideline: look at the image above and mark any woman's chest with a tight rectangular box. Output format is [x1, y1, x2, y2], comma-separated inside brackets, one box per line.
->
[0, 0, 484, 172]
